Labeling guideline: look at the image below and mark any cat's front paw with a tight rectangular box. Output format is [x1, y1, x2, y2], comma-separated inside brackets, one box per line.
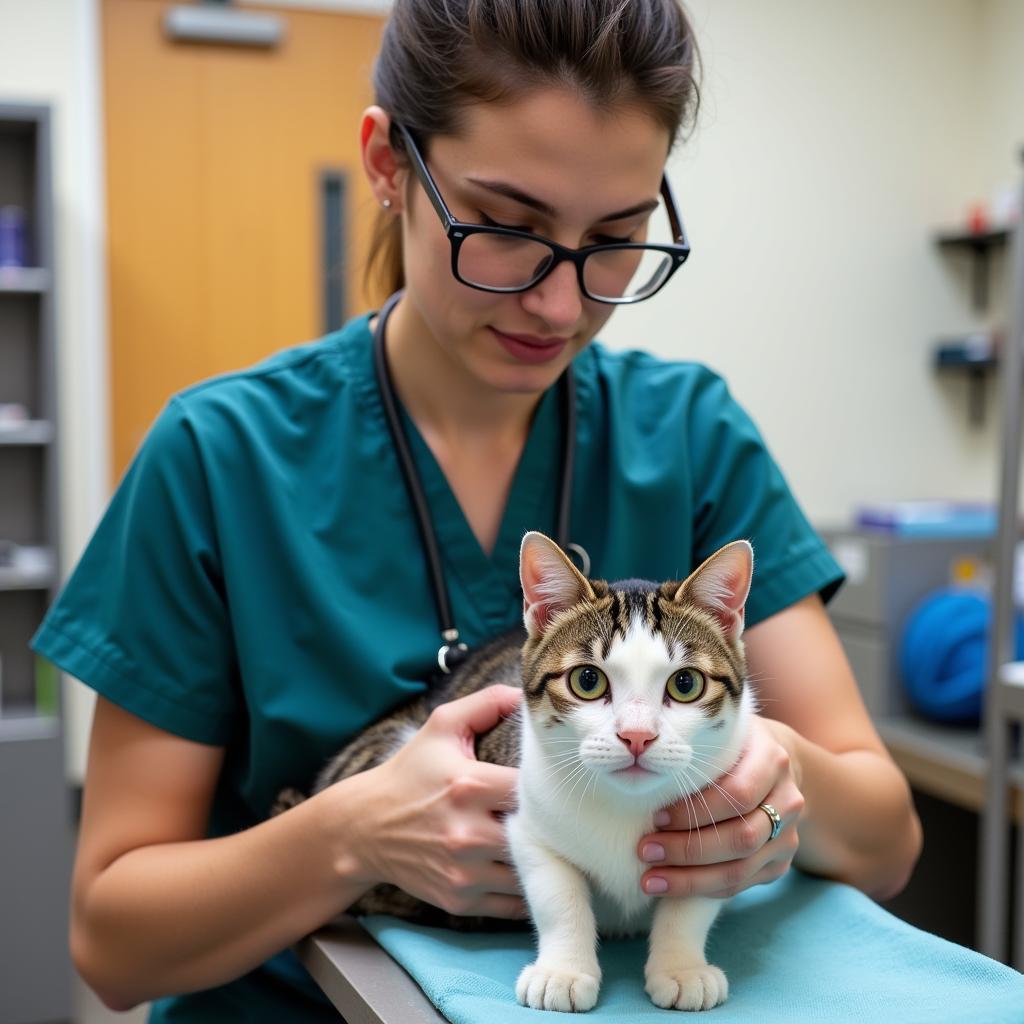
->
[516, 961, 600, 1012]
[645, 964, 728, 1011]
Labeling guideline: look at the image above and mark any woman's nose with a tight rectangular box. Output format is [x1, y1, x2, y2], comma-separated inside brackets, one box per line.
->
[617, 729, 658, 757]
[519, 258, 583, 332]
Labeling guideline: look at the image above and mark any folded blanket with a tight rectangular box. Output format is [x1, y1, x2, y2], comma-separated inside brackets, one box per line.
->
[361, 871, 1024, 1023]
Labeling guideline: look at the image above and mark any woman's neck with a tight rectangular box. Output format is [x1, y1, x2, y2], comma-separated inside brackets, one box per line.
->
[381, 296, 542, 451]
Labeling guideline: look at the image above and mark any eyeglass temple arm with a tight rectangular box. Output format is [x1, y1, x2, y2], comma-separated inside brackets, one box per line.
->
[395, 123, 454, 230]
[660, 174, 688, 248]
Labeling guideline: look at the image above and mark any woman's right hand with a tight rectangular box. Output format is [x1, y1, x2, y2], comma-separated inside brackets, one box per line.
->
[334, 684, 527, 920]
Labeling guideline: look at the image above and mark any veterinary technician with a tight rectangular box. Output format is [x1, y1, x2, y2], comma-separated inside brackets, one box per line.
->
[32, 1, 922, 1019]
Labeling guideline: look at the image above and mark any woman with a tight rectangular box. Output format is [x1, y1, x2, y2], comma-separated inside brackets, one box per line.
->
[35, 1, 922, 1019]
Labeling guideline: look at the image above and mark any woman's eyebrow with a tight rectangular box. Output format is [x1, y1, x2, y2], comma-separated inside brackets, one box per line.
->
[465, 176, 659, 223]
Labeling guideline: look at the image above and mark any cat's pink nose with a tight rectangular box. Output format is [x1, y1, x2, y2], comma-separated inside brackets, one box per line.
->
[617, 730, 657, 757]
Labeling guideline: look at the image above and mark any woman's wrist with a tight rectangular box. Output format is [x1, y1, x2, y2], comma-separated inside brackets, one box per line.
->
[303, 768, 383, 907]
[770, 723, 921, 897]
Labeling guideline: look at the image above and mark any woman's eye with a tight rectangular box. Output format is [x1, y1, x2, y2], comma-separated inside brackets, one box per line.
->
[480, 212, 534, 233]
[568, 665, 609, 700]
[666, 668, 706, 703]
[592, 233, 633, 245]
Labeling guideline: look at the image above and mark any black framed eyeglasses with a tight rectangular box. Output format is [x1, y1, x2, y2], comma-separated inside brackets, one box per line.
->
[394, 123, 691, 305]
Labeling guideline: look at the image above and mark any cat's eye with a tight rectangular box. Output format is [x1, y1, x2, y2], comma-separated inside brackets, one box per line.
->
[666, 668, 706, 703]
[568, 665, 609, 701]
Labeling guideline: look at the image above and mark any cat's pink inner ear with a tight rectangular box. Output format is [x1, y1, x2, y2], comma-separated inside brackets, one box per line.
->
[520, 532, 594, 637]
[674, 540, 753, 640]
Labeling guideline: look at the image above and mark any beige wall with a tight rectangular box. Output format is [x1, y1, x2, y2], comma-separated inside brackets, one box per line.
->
[603, 0, 1020, 524]
[1, 0, 1022, 778]
[978, 0, 1024, 195]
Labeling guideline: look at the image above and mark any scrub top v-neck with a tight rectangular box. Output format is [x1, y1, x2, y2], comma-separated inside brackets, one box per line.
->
[32, 311, 844, 1023]
[397, 382, 560, 634]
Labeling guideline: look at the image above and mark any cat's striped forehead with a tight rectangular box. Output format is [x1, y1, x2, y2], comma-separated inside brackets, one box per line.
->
[522, 578, 746, 710]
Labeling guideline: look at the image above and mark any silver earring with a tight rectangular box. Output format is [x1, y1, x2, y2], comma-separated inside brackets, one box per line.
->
[381, 198, 392, 210]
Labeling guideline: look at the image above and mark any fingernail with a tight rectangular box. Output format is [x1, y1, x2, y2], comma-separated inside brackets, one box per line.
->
[654, 811, 671, 827]
[645, 876, 668, 894]
[641, 843, 665, 863]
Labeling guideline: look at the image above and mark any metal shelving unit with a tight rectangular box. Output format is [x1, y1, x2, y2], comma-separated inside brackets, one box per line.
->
[978, 163, 1024, 970]
[0, 102, 72, 1024]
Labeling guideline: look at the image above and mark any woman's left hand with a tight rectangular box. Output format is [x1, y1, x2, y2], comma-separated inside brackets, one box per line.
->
[637, 716, 805, 899]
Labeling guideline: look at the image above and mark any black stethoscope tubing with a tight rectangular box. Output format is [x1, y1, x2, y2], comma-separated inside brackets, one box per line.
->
[372, 289, 588, 674]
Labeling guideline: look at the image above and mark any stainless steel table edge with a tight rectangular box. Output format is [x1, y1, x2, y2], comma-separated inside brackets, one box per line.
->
[297, 915, 448, 1024]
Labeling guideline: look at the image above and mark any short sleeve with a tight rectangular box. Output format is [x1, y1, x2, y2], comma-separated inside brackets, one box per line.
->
[31, 397, 238, 744]
[687, 370, 845, 628]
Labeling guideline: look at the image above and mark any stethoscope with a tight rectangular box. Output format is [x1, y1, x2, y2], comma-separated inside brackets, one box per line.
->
[372, 289, 590, 674]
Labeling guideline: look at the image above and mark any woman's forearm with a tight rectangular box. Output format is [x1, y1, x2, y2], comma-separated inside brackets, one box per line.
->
[73, 772, 376, 1010]
[778, 723, 923, 900]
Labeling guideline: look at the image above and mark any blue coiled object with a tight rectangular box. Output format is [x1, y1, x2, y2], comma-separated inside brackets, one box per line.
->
[900, 589, 1024, 723]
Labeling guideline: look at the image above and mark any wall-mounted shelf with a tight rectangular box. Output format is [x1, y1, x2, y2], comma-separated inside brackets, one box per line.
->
[0, 265, 50, 293]
[935, 228, 1009, 311]
[931, 226, 1012, 426]
[0, 421, 54, 446]
[933, 334, 999, 426]
[0, 546, 56, 591]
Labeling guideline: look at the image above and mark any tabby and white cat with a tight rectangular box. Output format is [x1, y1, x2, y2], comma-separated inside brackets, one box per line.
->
[275, 532, 755, 1013]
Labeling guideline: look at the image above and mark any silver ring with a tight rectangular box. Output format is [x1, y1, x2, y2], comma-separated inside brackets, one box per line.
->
[758, 802, 782, 842]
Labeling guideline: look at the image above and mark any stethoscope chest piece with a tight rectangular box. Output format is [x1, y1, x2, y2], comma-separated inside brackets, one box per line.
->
[437, 630, 470, 674]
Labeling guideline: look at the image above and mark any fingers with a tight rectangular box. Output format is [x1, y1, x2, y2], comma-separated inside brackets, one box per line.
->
[430, 685, 522, 736]
[639, 808, 776, 868]
[639, 821, 800, 899]
[657, 767, 767, 830]
[441, 760, 519, 818]
[468, 860, 523, 896]
[470, 894, 529, 920]
[657, 729, 794, 829]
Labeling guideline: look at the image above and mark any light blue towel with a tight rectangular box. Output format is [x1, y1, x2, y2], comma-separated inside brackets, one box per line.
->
[361, 872, 1024, 1023]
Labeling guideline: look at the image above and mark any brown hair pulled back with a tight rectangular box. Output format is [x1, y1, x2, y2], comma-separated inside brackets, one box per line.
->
[364, 0, 702, 303]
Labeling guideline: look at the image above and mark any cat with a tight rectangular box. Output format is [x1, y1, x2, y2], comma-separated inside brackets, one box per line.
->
[273, 531, 756, 1013]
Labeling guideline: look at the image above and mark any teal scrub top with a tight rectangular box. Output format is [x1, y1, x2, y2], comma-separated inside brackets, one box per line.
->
[32, 312, 844, 1022]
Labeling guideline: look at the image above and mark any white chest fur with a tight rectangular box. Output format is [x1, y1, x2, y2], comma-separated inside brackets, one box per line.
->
[510, 683, 753, 937]
[512, 776, 658, 934]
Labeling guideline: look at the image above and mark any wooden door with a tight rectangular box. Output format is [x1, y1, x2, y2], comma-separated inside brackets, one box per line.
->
[103, 0, 385, 479]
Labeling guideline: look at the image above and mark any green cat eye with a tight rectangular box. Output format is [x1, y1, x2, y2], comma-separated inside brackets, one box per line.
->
[568, 665, 609, 701]
[666, 668, 706, 703]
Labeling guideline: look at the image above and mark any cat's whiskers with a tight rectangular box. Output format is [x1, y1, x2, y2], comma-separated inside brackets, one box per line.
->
[670, 765, 708, 857]
[575, 763, 600, 830]
[540, 747, 585, 774]
[543, 752, 587, 773]
[681, 766, 725, 845]
[548, 761, 592, 805]
[687, 750, 740, 782]
[681, 762, 751, 826]
[559, 760, 596, 815]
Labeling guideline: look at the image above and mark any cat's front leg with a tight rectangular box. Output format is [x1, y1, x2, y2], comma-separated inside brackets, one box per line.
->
[507, 817, 601, 1012]
[644, 896, 728, 1012]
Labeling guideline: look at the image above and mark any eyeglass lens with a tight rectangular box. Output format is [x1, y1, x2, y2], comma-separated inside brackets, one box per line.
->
[457, 234, 674, 301]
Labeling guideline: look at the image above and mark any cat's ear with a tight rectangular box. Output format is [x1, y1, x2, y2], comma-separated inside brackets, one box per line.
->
[520, 531, 596, 639]
[673, 540, 753, 641]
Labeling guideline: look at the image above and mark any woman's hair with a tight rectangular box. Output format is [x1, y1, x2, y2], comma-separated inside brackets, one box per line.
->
[364, 0, 702, 302]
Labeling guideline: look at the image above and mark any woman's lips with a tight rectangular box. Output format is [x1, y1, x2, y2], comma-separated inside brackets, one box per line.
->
[490, 327, 569, 364]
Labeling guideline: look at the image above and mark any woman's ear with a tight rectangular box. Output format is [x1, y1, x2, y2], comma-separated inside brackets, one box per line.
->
[360, 106, 404, 213]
